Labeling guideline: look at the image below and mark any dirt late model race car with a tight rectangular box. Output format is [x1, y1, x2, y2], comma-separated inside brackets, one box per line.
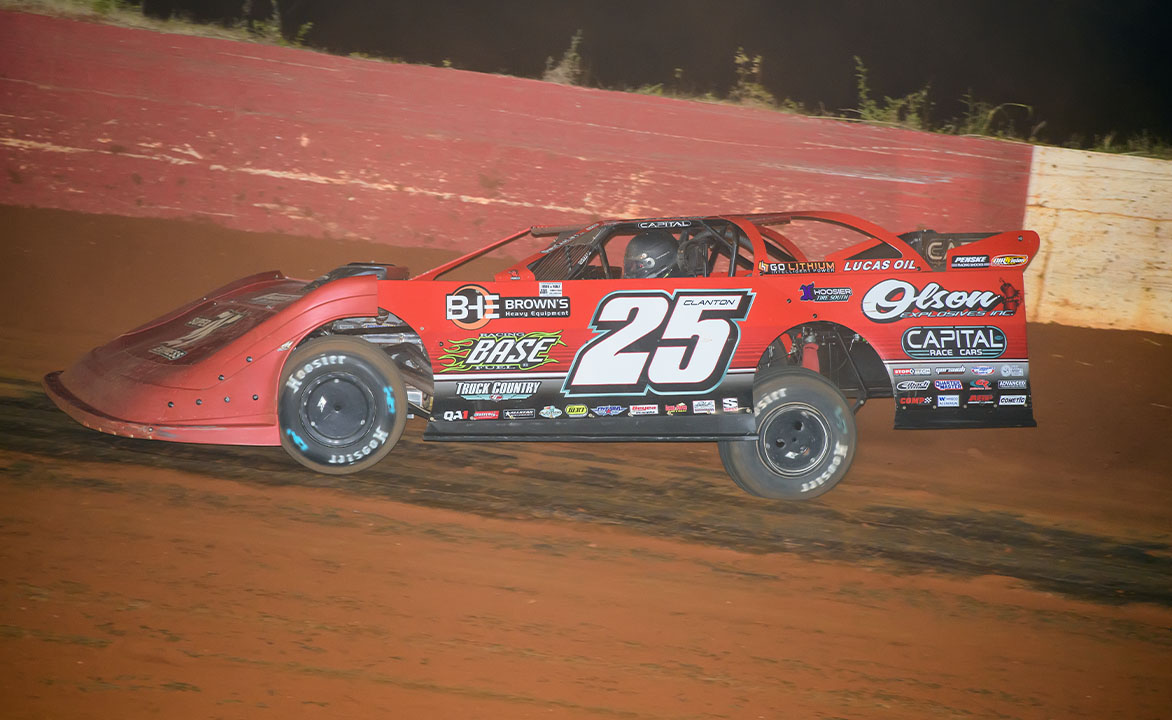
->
[45, 211, 1038, 500]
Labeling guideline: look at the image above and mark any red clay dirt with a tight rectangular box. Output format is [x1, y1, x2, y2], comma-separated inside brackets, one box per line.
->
[1, 206, 1171, 719]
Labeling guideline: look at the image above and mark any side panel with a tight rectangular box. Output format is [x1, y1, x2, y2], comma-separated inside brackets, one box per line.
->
[379, 234, 1036, 437]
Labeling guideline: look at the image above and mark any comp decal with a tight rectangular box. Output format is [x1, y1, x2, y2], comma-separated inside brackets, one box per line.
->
[438, 331, 565, 372]
[563, 289, 754, 396]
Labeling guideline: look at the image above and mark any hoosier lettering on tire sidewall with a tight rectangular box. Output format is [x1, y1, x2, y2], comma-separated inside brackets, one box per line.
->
[718, 368, 857, 500]
[278, 336, 407, 474]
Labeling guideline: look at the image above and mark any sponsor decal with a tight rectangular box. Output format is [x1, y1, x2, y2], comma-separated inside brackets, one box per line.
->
[999, 394, 1028, 406]
[446, 284, 570, 329]
[438, 331, 565, 372]
[472, 410, 499, 420]
[455, 380, 542, 400]
[902, 326, 1006, 359]
[967, 393, 995, 404]
[441, 410, 468, 421]
[722, 397, 740, 412]
[665, 402, 688, 415]
[935, 366, 966, 375]
[992, 254, 1028, 267]
[500, 295, 571, 319]
[630, 404, 659, 416]
[799, 283, 852, 302]
[899, 396, 931, 405]
[936, 394, 960, 408]
[935, 380, 963, 390]
[592, 405, 627, 417]
[1001, 364, 1025, 377]
[843, 259, 921, 272]
[149, 309, 247, 361]
[894, 366, 931, 376]
[971, 365, 995, 375]
[950, 254, 990, 269]
[446, 284, 499, 330]
[897, 380, 931, 391]
[564, 404, 589, 417]
[538, 282, 562, 297]
[638, 220, 693, 229]
[969, 378, 992, 390]
[863, 280, 1005, 322]
[248, 292, 301, 306]
[539, 405, 563, 418]
[693, 399, 716, 414]
[503, 408, 536, 420]
[564, 290, 753, 396]
[998, 379, 1028, 389]
[758, 260, 835, 275]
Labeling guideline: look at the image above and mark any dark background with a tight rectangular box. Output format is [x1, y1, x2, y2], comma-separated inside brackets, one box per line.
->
[146, 0, 1171, 145]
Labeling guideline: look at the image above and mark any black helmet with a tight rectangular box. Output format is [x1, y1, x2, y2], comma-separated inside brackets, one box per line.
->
[623, 229, 679, 278]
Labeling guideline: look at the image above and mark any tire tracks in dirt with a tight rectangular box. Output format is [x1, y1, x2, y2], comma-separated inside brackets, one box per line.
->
[3, 379, 1168, 607]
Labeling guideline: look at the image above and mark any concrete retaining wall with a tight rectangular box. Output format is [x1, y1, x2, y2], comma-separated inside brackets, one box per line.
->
[1024, 146, 1172, 334]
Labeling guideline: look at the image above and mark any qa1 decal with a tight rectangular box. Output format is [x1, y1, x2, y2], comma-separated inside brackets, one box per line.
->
[861, 279, 1014, 323]
[564, 290, 754, 397]
[438, 331, 565, 372]
[901, 326, 1007, 359]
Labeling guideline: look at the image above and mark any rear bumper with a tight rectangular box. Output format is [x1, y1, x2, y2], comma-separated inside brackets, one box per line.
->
[43, 370, 279, 446]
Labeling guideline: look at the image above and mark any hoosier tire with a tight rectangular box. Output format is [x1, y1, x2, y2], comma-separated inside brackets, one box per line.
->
[278, 336, 407, 474]
[718, 368, 856, 500]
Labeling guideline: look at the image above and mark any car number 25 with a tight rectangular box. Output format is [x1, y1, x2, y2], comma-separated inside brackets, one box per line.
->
[564, 290, 754, 396]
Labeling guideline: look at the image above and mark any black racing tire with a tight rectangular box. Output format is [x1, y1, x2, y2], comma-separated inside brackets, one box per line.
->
[718, 368, 856, 500]
[278, 336, 407, 475]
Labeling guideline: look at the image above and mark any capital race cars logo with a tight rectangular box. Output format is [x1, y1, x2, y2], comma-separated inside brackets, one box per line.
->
[862, 280, 1005, 323]
[446, 284, 570, 330]
[901, 326, 1006, 359]
[438, 331, 565, 372]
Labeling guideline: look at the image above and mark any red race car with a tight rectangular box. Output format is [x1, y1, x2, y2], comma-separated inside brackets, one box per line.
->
[44, 211, 1038, 499]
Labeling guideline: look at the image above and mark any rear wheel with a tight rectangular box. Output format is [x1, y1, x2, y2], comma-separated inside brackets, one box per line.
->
[719, 368, 856, 499]
[278, 336, 407, 474]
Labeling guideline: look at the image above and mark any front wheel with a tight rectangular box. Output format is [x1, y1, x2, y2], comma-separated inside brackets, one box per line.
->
[278, 336, 407, 474]
[718, 368, 856, 500]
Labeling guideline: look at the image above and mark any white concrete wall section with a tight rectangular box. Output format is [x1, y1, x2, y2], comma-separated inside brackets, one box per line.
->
[1024, 146, 1172, 334]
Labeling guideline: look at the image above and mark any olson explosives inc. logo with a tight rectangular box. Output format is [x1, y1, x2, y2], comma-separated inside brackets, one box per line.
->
[862, 279, 1005, 322]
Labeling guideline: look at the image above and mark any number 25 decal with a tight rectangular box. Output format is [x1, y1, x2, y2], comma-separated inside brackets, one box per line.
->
[564, 290, 754, 396]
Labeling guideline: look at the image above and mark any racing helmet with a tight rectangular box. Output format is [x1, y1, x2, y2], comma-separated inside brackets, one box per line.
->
[623, 229, 679, 278]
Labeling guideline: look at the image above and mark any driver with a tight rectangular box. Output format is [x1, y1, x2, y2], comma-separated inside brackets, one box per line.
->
[623, 229, 679, 278]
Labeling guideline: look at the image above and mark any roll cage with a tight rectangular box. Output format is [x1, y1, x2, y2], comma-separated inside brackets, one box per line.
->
[411, 211, 929, 282]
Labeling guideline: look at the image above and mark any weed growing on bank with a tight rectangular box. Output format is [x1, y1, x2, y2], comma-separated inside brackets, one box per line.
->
[4, 0, 1168, 160]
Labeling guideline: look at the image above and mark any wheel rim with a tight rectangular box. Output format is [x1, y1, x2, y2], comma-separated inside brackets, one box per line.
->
[757, 402, 831, 476]
[300, 372, 377, 447]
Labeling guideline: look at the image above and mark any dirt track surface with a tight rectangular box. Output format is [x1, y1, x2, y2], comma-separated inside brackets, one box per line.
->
[2, 206, 1172, 718]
